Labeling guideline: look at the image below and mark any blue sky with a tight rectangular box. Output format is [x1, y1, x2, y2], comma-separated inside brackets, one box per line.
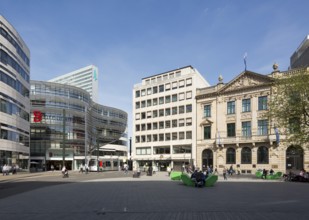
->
[1, 0, 309, 138]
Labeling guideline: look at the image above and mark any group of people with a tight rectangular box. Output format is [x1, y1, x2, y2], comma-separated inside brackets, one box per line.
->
[2, 164, 17, 176]
[191, 168, 206, 187]
[79, 164, 89, 174]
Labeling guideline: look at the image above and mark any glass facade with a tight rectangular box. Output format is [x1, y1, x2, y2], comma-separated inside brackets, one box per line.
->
[30, 81, 128, 171]
[0, 16, 30, 170]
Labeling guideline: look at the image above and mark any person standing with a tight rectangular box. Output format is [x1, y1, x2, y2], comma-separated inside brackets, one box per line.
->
[223, 167, 227, 180]
[51, 164, 54, 172]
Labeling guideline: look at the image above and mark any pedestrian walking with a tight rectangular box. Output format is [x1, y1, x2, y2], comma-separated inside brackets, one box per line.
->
[223, 167, 227, 180]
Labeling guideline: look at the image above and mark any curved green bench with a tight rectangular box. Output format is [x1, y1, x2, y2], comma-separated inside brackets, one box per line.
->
[266, 172, 283, 180]
[170, 171, 182, 180]
[205, 175, 218, 187]
[180, 173, 218, 187]
[255, 171, 263, 178]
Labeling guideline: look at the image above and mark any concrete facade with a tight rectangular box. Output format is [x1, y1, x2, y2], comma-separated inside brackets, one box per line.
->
[132, 66, 210, 171]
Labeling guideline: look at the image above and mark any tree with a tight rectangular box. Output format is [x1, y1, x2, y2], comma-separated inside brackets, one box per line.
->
[267, 68, 309, 146]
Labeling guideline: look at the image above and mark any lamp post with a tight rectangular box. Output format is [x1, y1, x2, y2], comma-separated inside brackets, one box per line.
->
[62, 108, 66, 168]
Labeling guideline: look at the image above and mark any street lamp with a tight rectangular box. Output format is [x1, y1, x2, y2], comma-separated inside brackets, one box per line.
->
[62, 108, 66, 168]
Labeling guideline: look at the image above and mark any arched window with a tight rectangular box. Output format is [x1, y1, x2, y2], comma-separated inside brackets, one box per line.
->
[241, 147, 251, 164]
[226, 148, 235, 164]
[257, 146, 269, 164]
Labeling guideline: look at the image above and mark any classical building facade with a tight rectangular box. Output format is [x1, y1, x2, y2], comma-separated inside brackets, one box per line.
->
[196, 66, 309, 174]
[132, 66, 210, 171]
[0, 15, 30, 169]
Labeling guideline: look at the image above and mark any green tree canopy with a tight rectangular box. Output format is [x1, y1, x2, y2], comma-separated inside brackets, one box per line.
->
[268, 68, 309, 145]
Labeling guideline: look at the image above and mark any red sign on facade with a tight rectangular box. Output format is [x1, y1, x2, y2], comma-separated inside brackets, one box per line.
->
[33, 110, 42, 122]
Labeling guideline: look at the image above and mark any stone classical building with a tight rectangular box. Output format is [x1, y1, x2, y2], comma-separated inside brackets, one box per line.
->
[196, 66, 309, 174]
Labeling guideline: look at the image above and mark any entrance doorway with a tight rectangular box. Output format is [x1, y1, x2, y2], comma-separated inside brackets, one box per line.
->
[286, 145, 303, 170]
[202, 149, 213, 168]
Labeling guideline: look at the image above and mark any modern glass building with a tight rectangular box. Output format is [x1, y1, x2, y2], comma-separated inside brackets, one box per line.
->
[48, 65, 99, 102]
[30, 81, 128, 171]
[0, 15, 30, 170]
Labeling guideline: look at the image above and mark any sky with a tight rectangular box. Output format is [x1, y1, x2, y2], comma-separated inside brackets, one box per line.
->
[1, 0, 309, 138]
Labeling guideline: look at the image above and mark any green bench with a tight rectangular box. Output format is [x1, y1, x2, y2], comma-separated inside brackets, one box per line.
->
[255, 171, 282, 179]
[180, 173, 218, 187]
[170, 171, 182, 180]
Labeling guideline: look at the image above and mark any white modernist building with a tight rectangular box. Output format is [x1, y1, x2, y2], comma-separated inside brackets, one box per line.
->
[132, 66, 210, 171]
[48, 65, 99, 102]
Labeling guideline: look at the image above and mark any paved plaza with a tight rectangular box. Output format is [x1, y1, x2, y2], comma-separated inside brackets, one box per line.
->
[0, 171, 308, 220]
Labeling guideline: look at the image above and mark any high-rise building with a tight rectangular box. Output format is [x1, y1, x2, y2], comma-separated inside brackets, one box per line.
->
[48, 65, 99, 102]
[0, 15, 30, 169]
[290, 35, 309, 69]
[132, 66, 210, 171]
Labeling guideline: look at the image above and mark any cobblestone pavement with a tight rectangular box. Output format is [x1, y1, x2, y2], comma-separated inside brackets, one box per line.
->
[0, 171, 308, 220]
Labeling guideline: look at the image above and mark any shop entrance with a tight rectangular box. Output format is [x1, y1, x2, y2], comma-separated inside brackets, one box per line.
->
[286, 145, 303, 170]
[202, 149, 213, 168]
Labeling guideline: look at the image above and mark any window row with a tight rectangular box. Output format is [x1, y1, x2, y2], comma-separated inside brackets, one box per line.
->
[0, 70, 30, 97]
[203, 120, 268, 139]
[136, 144, 192, 155]
[1, 98, 29, 121]
[203, 96, 268, 117]
[135, 78, 192, 97]
[135, 131, 192, 143]
[225, 146, 269, 164]
[135, 92, 192, 109]
[135, 105, 192, 120]
[135, 118, 192, 131]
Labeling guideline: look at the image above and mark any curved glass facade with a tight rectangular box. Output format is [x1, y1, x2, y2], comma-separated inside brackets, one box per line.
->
[30, 81, 128, 171]
[0, 16, 30, 170]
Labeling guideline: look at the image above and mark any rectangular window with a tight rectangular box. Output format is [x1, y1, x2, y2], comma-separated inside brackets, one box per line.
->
[135, 102, 140, 109]
[159, 97, 164, 105]
[242, 121, 251, 137]
[153, 110, 158, 118]
[165, 133, 171, 141]
[136, 147, 151, 155]
[159, 133, 164, 141]
[172, 132, 177, 140]
[227, 123, 235, 137]
[179, 106, 185, 114]
[172, 94, 177, 102]
[147, 88, 152, 95]
[204, 105, 211, 117]
[186, 104, 192, 113]
[135, 124, 140, 131]
[258, 120, 268, 135]
[172, 119, 177, 128]
[147, 111, 152, 118]
[165, 108, 171, 116]
[186, 91, 192, 99]
[147, 99, 151, 107]
[172, 107, 177, 115]
[153, 122, 158, 130]
[204, 126, 211, 139]
[172, 82, 177, 89]
[159, 109, 164, 117]
[159, 121, 164, 129]
[242, 99, 251, 112]
[186, 78, 192, 86]
[258, 96, 267, 110]
[179, 80, 185, 88]
[165, 95, 171, 103]
[165, 120, 171, 128]
[153, 98, 158, 106]
[135, 113, 140, 120]
[163, 75, 168, 80]
[141, 101, 146, 108]
[141, 124, 146, 131]
[141, 89, 146, 96]
[141, 112, 146, 119]
[153, 134, 158, 142]
[141, 135, 145, 142]
[159, 85, 164, 92]
[147, 135, 151, 142]
[179, 132, 185, 140]
[186, 131, 192, 139]
[179, 93, 185, 101]
[186, 118, 192, 126]
[179, 119, 185, 127]
[153, 86, 158, 94]
[135, 90, 140, 98]
[135, 136, 140, 143]
[165, 83, 171, 91]
[227, 101, 235, 114]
